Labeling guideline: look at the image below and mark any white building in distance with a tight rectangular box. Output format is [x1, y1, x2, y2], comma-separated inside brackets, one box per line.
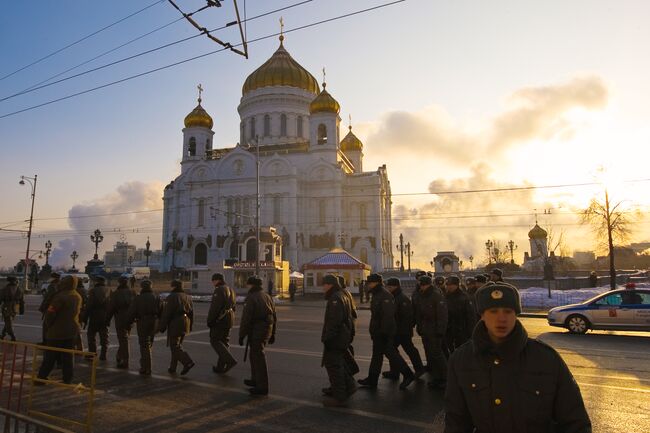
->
[161, 35, 393, 290]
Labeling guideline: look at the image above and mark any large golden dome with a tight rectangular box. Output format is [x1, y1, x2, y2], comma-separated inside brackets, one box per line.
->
[242, 37, 320, 96]
[528, 224, 548, 240]
[310, 83, 340, 114]
[340, 126, 363, 152]
[184, 100, 213, 129]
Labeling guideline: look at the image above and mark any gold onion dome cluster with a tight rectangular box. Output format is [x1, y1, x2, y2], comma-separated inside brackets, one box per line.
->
[242, 37, 320, 96]
[184, 100, 213, 129]
[528, 224, 548, 239]
[310, 83, 341, 114]
[340, 126, 363, 152]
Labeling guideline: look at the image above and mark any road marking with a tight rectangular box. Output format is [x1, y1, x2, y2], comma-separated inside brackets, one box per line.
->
[577, 381, 650, 394]
[572, 372, 650, 383]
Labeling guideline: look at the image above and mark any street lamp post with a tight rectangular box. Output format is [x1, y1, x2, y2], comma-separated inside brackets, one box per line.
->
[338, 232, 348, 249]
[90, 229, 104, 260]
[485, 239, 494, 265]
[469, 255, 474, 270]
[44, 240, 52, 266]
[396, 233, 405, 272]
[507, 240, 518, 264]
[254, 136, 261, 278]
[70, 250, 79, 270]
[144, 237, 152, 267]
[19, 175, 37, 292]
[405, 242, 413, 273]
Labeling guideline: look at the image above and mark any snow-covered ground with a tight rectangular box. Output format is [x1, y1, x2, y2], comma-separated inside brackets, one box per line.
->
[520, 283, 650, 309]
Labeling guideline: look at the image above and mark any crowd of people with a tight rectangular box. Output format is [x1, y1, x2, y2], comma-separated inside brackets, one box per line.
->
[1, 268, 593, 432]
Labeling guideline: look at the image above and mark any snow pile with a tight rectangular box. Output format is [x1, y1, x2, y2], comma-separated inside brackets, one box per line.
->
[520, 286, 610, 309]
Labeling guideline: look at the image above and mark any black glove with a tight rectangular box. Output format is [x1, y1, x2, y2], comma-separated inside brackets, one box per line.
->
[268, 335, 275, 345]
[239, 336, 245, 346]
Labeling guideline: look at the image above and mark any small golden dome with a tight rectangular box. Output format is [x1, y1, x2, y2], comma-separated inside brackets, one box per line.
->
[242, 37, 320, 95]
[310, 83, 340, 114]
[341, 126, 363, 152]
[184, 100, 213, 129]
[528, 224, 548, 240]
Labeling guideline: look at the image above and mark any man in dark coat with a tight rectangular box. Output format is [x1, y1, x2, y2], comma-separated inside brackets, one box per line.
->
[434, 276, 446, 293]
[383, 277, 425, 380]
[443, 275, 476, 357]
[106, 276, 136, 368]
[288, 281, 297, 302]
[1, 276, 24, 340]
[128, 280, 162, 375]
[337, 275, 359, 377]
[444, 282, 592, 433]
[207, 273, 237, 374]
[358, 274, 415, 390]
[86, 276, 111, 360]
[321, 275, 356, 407]
[412, 275, 448, 389]
[159, 280, 195, 375]
[38, 272, 60, 344]
[37, 275, 82, 384]
[490, 268, 504, 282]
[239, 276, 277, 396]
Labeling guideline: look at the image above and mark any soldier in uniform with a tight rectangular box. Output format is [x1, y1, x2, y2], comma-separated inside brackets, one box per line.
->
[445, 282, 592, 433]
[86, 276, 111, 360]
[128, 280, 162, 375]
[412, 275, 448, 389]
[106, 276, 136, 368]
[239, 276, 277, 396]
[358, 274, 415, 390]
[443, 275, 476, 357]
[434, 276, 446, 293]
[490, 268, 504, 282]
[321, 275, 356, 407]
[38, 272, 60, 344]
[1, 276, 24, 341]
[383, 278, 425, 380]
[159, 280, 195, 375]
[207, 273, 237, 374]
[337, 275, 359, 376]
[37, 275, 82, 384]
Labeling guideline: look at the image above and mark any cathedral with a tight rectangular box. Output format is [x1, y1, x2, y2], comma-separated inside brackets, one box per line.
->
[161, 34, 394, 291]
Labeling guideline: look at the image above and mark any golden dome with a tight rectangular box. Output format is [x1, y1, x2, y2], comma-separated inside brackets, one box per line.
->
[242, 37, 320, 96]
[528, 224, 548, 239]
[340, 126, 363, 152]
[310, 83, 340, 114]
[184, 100, 213, 129]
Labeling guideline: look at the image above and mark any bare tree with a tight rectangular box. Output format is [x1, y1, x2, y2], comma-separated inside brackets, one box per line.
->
[580, 190, 635, 290]
[547, 226, 570, 257]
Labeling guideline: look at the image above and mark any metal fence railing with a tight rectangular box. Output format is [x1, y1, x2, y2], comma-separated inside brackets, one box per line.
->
[1, 406, 74, 433]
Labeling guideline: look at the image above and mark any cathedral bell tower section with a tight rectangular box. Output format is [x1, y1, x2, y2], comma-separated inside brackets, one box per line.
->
[309, 81, 341, 155]
[181, 88, 215, 170]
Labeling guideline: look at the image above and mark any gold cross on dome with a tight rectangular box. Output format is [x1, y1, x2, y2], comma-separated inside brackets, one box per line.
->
[280, 16, 284, 36]
[322, 67, 326, 85]
[348, 114, 352, 130]
[197, 83, 203, 103]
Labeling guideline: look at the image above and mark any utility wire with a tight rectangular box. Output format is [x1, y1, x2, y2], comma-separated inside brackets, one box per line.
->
[0, 0, 166, 82]
[0, 0, 314, 103]
[0, 0, 405, 119]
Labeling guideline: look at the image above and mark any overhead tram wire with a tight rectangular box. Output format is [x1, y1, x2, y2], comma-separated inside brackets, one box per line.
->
[0, 0, 166, 82]
[0, 0, 405, 118]
[0, 0, 315, 103]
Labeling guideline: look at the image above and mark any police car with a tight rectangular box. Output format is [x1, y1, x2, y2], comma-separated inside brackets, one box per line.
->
[547, 288, 650, 334]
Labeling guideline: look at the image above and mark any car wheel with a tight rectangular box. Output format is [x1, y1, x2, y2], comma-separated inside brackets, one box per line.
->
[566, 314, 589, 334]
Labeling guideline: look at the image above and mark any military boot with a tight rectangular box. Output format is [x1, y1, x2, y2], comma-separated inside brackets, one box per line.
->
[99, 348, 107, 361]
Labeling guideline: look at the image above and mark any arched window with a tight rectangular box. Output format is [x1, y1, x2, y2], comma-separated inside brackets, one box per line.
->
[227, 198, 233, 225]
[246, 238, 258, 262]
[359, 204, 367, 229]
[360, 247, 368, 264]
[243, 198, 251, 226]
[197, 199, 205, 227]
[240, 121, 244, 141]
[280, 114, 287, 136]
[297, 116, 303, 138]
[194, 243, 207, 265]
[317, 124, 327, 144]
[250, 117, 256, 139]
[264, 114, 270, 137]
[273, 196, 281, 224]
[235, 197, 242, 224]
[188, 137, 196, 156]
[319, 200, 326, 226]
[206, 139, 211, 151]
[229, 239, 238, 260]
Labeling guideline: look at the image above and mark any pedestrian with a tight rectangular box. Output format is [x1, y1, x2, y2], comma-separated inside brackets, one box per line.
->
[321, 274, 357, 407]
[1, 276, 24, 341]
[288, 281, 297, 302]
[358, 280, 365, 304]
[337, 275, 359, 376]
[443, 275, 476, 356]
[106, 276, 136, 369]
[86, 276, 110, 361]
[239, 276, 277, 396]
[38, 272, 61, 344]
[127, 280, 162, 375]
[444, 282, 592, 433]
[412, 275, 448, 389]
[75, 278, 88, 351]
[490, 268, 504, 282]
[267, 279, 274, 297]
[37, 275, 82, 384]
[434, 275, 446, 293]
[358, 274, 415, 390]
[383, 277, 425, 380]
[207, 273, 237, 374]
[588, 271, 598, 288]
[159, 280, 195, 375]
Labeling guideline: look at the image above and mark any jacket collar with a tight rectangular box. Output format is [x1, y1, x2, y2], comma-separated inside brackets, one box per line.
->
[171, 286, 184, 293]
[325, 287, 340, 300]
[472, 319, 528, 361]
[248, 285, 263, 294]
[391, 287, 403, 298]
[370, 283, 384, 294]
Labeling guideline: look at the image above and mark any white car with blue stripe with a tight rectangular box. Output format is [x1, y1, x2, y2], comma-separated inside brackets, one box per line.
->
[547, 289, 650, 334]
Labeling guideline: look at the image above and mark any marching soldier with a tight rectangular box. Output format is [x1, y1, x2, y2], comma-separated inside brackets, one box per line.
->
[239, 276, 277, 396]
[445, 282, 592, 433]
[1, 276, 24, 341]
[86, 276, 111, 360]
[383, 277, 425, 380]
[321, 275, 356, 407]
[106, 276, 136, 368]
[128, 280, 162, 375]
[412, 275, 448, 389]
[159, 280, 195, 375]
[443, 275, 476, 356]
[38, 272, 60, 344]
[358, 274, 415, 390]
[207, 273, 237, 374]
[337, 275, 359, 376]
[490, 268, 504, 282]
[434, 276, 446, 293]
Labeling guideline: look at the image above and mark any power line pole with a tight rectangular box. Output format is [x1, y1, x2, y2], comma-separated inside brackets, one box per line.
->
[20, 175, 37, 292]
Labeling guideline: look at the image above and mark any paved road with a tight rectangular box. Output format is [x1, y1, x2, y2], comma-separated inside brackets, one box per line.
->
[5, 295, 650, 433]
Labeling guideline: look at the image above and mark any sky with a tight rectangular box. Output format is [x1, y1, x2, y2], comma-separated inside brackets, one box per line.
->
[1, 0, 650, 269]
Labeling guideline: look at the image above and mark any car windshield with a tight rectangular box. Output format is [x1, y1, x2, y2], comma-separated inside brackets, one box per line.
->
[594, 293, 623, 306]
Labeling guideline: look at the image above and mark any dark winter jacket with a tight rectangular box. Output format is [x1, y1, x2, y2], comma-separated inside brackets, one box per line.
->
[39, 280, 59, 314]
[128, 288, 163, 337]
[86, 283, 111, 328]
[369, 284, 397, 337]
[159, 287, 193, 337]
[392, 288, 415, 337]
[239, 286, 276, 342]
[413, 285, 448, 337]
[341, 287, 357, 339]
[1, 282, 24, 316]
[321, 288, 353, 351]
[106, 284, 136, 329]
[207, 283, 236, 329]
[444, 320, 592, 433]
[445, 289, 477, 339]
[43, 277, 81, 340]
